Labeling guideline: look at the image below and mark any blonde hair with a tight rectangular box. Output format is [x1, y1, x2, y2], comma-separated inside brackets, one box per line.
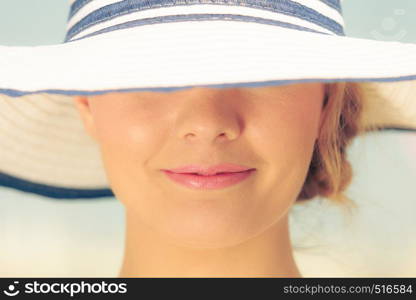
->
[297, 82, 363, 210]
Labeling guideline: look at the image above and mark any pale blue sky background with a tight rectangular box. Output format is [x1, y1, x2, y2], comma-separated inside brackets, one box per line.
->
[0, 0, 416, 277]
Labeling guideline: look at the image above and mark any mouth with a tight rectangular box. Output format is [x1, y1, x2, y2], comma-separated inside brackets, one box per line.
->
[162, 163, 255, 176]
[161, 169, 256, 190]
[175, 170, 249, 176]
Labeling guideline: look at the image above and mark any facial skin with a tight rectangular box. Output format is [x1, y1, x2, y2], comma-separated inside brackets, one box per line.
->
[73, 82, 325, 277]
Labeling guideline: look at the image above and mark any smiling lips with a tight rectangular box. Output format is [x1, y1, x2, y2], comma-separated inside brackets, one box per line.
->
[161, 163, 256, 189]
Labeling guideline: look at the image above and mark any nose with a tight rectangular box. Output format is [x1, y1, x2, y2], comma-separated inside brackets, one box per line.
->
[174, 88, 242, 144]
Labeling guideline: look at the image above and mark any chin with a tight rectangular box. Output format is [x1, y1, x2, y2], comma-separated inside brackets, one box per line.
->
[153, 213, 262, 249]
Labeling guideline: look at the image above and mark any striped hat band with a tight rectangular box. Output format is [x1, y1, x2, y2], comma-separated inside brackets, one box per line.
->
[65, 0, 345, 42]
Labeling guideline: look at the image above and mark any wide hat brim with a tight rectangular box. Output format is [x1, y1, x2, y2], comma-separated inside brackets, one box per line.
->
[0, 21, 415, 199]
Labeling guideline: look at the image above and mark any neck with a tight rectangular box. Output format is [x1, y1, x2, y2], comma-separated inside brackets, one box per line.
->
[118, 212, 301, 278]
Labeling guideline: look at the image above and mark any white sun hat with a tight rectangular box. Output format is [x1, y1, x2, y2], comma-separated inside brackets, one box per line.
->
[0, 0, 415, 199]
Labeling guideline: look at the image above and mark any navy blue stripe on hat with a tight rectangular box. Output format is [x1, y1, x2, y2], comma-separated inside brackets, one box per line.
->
[65, 0, 345, 42]
[0, 171, 114, 200]
[68, 0, 343, 23]
[320, 0, 342, 13]
[69, 0, 93, 21]
[65, 13, 331, 43]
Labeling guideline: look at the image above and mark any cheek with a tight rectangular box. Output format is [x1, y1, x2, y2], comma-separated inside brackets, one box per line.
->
[96, 112, 157, 153]
[90, 104, 168, 194]
[285, 101, 322, 147]
[249, 98, 322, 213]
[254, 98, 321, 159]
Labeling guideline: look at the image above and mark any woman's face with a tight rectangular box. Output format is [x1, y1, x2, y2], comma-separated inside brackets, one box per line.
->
[74, 83, 325, 248]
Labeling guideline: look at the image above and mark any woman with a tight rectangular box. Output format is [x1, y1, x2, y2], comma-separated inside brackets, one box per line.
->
[0, 0, 415, 277]
[71, 82, 360, 277]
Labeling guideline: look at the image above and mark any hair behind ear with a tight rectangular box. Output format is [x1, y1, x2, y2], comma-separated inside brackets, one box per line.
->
[296, 82, 363, 213]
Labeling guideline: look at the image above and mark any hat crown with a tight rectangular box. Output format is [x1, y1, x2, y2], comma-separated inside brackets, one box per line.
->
[65, 0, 345, 42]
